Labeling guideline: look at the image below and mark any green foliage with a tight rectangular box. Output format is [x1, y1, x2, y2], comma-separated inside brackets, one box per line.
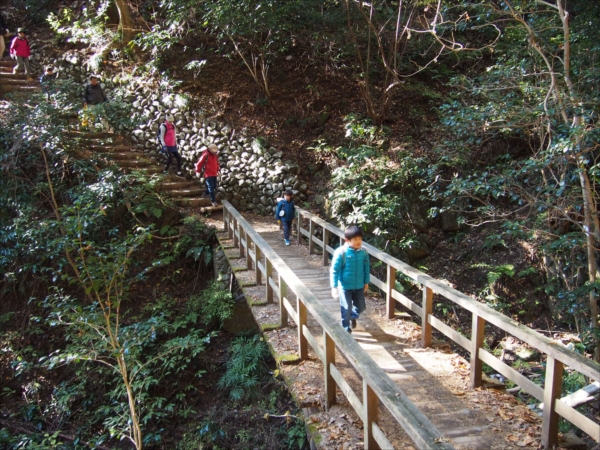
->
[218, 335, 269, 402]
[326, 115, 430, 250]
[188, 280, 236, 328]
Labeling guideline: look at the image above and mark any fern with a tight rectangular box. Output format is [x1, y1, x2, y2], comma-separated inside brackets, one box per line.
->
[218, 335, 269, 402]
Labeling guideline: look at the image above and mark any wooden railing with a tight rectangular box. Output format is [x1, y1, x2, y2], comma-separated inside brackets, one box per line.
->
[222, 201, 454, 450]
[294, 206, 600, 448]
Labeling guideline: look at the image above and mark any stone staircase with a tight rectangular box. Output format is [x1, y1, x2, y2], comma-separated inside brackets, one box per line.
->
[1, 57, 221, 213]
[0, 58, 40, 96]
[73, 130, 220, 212]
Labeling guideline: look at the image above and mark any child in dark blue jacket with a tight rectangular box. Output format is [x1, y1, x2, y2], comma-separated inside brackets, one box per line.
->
[330, 224, 370, 333]
[275, 190, 295, 245]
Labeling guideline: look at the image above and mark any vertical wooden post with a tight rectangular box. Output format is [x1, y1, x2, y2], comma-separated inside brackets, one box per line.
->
[541, 356, 563, 448]
[297, 211, 302, 245]
[386, 265, 396, 319]
[324, 331, 336, 409]
[232, 218, 238, 247]
[239, 226, 245, 258]
[265, 259, 273, 303]
[255, 247, 262, 285]
[279, 276, 288, 327]
[297, 297, 308, 360]
[363, 380, 380, 450]
[421, 285, 433, 348]
[246, 236, 253, 271]
[227, 212, 233, 239]
[223, 208, 228, 234]
[308, 220, 315, 255]
[323, 229, 330, 266]
[470, 314, 485, 388]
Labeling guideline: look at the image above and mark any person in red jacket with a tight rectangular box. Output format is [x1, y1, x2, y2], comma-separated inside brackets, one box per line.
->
[195, 144, 221, 206]
[10, 28, 32, 81]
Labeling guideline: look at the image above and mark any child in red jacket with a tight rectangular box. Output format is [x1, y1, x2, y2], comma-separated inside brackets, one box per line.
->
[10, 28, 32, 81]
[195, 144, 221, 206]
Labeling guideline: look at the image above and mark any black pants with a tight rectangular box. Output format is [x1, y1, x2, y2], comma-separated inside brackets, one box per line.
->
[165, 147, 182, 172]
[282, 220, 293, 241]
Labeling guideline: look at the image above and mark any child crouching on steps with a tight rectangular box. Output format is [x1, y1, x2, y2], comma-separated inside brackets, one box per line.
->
[330, 224, 370, 333]
[275, 190, 295, 246]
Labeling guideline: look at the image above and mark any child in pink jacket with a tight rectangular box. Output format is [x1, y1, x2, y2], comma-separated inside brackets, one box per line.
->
[10, 28, 32, 81]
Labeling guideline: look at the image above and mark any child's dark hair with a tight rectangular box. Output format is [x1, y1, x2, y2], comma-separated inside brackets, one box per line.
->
[284, 189, 293, 197]
[344, 224, 363, 240]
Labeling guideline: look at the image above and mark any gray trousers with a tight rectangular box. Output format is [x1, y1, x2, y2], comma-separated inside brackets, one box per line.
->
[0, 36, 5, 59]
[15, 56, 31, 76]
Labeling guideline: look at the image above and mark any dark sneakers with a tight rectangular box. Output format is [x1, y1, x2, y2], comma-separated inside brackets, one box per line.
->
[351, 319, 357, 329]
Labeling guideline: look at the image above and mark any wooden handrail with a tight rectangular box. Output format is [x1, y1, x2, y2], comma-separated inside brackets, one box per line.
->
[222, 201, 454, 450]
[294, 206, 600, 448]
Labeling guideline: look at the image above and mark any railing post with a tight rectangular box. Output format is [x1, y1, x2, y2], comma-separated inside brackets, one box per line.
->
[470, 314, 485, 388]
[324, 331, 336, 409]
[255, 247, 262, 285]
[223, 208, 228, 234]
[279, 276, 288, 327]
[297, 297, 308, 360]
[239, 225, 245, 258]
[308, 219, 315, 254]
[421, 285, 433, 347]
[265, 258, 273, 303]
[363, 380, 380, 450]
[542, 356, 563, 448]
[232, 218, 238, 247]
[323, 228, 330, 266]
[386, 264, 396, 319]
[297, 211, 302, 245]
[246, 236, 253, 271]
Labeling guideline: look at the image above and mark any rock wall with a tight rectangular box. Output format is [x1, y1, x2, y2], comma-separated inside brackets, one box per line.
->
[47, 50, 308, 213]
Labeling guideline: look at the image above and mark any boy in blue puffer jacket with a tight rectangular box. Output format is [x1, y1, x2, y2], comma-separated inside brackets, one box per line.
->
[330, 224, 370, 333]
[275, 190, 296, 245]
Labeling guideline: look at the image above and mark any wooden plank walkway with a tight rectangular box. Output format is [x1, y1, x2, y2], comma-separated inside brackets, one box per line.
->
[243, 218, 540, 450]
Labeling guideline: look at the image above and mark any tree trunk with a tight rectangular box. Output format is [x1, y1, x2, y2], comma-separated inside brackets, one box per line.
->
[114, 0, 136, 46]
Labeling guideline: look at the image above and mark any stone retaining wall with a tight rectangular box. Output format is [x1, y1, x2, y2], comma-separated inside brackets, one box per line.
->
[46, 50, 308, 213]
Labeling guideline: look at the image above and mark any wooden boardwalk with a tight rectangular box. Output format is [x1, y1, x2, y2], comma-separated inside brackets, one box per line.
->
[240, 218, 538, 450]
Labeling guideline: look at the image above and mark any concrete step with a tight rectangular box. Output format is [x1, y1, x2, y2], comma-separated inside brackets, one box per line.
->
[102, 152, 143, 161]
[0, 85, 41, 93]
[0, 78, 37, 85]
[167, 188, 205, 198]
[90, 144, 132, 152]
[114, 159, 154, 168]
[157, 180, 198, 191]
[174, 197, 213, 207]
[0, 73, 27, 80]
[133, 167, 164, 175]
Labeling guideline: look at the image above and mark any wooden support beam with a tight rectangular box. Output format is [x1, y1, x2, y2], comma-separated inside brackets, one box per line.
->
[542, 356, 563, 448]
[298, 298, 308, 360]
[279, 276, 288, 327]
[223, 209, 229, 234]
[323, 229, 330, 266]
[421, 286, 433, 348]
[386, 265, 396, 320]
[265, 259, 273, 303]
[308, 220, 315, 255]
[363, 380, 380, 450]
[246, 236, 253, 270]
[239, 226, 245, 258]
[255, 247, 262, 285]
[470, 314, 485, 388]
[297, 212, 302, 245]
[324, 331, 336, 409]
[232, 218, 238, 247]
